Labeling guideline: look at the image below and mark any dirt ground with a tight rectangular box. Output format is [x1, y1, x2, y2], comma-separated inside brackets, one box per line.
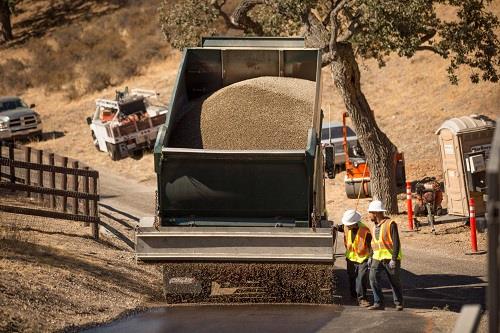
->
[0, 191, 163, 332]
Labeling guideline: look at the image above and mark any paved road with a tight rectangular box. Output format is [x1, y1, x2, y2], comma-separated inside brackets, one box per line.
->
[93, 172, 486, 333]
[85, 305, 428, 333]
[98, 167, 155, 221]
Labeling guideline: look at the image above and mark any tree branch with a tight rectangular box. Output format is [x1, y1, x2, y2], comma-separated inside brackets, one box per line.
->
[416, 45, 446, 56]
[213, 0, 237, 29]
[338, 19, 361, 42]
[329, 0, 349, 59]
[230, 0, 265, 35]
[333, 0, 348, 16]
[304, 10, 330, 49]
[419, 29, 436, 45]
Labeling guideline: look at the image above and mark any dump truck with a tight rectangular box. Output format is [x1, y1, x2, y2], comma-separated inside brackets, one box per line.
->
[135, 37, 337, 303]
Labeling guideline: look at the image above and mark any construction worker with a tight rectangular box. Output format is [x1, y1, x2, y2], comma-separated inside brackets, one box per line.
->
[335, 209, 372, 307]
[367, 200, 404, 311]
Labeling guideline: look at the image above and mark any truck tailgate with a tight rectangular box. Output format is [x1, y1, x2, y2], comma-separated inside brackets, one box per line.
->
[136, 226, 335, 263]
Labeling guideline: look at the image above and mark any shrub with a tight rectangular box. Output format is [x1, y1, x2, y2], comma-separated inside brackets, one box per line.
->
[86, 70, 112, 92]
[0, 59, 32, 95]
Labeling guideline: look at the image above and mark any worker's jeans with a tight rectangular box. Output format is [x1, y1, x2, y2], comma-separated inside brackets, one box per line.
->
[346, 258, 369, 301]
[369, 259, 403, 306]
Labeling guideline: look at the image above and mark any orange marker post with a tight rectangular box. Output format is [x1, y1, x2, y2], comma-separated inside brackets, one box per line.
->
[406, 182, 414, 231]
[469, 198, 478, 253]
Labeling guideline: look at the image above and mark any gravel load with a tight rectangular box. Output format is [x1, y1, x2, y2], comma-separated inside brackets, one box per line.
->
[168, 76, 316, 150]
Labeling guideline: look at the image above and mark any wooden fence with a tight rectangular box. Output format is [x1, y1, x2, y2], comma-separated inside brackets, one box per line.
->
[0, 142, 100, 240]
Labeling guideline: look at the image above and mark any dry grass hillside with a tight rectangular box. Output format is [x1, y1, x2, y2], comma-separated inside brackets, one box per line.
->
[0, 1, 498, 183]
[0, 191, 162, 332]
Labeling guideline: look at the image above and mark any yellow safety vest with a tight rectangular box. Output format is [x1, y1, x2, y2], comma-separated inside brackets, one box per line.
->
[371, 220, 402, 261]
[344, 222, 371, 263]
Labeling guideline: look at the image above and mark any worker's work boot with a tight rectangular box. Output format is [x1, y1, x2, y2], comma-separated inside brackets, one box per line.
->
[367, 303, 385, 310]
[395, 305, 404, 311]
[358, 299, 371, 307]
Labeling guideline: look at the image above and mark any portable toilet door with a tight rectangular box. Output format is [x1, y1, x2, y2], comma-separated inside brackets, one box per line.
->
[437, 123, 468, 216]
[436, 115, 496, 217]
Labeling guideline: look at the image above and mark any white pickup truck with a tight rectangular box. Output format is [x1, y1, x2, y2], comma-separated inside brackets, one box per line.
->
[86, 89, 168, 160]
[0, 96, 42, 141]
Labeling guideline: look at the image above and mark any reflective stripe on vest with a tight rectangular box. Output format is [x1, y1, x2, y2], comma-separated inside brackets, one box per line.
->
[344, 222, 371, 263]
[372, 220, 402, 261]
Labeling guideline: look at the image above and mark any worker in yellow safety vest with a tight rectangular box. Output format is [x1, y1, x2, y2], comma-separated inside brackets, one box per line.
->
[335, 209, 372, 307]
[367, 200, 404, 311]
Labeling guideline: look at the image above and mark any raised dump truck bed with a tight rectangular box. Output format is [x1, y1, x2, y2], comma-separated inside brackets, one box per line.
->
[135, 37, 336, 303]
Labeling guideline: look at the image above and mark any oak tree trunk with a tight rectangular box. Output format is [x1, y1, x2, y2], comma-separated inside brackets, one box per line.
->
[330, 43, 399, 214]
[0, 1, 13, 42]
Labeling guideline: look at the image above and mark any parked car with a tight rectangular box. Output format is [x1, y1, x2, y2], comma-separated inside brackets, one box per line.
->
[321, 121, 358, 165]
[0, 96, 42, 141]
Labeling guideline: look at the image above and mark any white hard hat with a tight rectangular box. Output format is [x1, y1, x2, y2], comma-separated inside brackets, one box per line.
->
[341, 209, 362, 226]
[368, 200, 386, 212]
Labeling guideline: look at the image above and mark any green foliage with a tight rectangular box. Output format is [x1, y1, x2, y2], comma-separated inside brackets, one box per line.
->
[158, 0, 499, 84]
[437, 0, 499, 83]
[247, 0, 314, 36]
[158, 0, 221, 49]
[353, 0, 440, 64]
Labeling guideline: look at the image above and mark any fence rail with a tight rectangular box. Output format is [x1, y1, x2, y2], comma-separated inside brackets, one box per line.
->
[0, 141, 100, 239]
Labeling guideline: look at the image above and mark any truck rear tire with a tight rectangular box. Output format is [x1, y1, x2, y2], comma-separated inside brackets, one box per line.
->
[106, 142, 120, 161]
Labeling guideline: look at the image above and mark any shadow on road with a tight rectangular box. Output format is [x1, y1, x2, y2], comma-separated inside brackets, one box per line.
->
[334, 266, 485, 312]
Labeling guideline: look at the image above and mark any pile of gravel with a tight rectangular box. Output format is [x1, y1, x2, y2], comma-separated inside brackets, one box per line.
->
[168, 76, 316, 150]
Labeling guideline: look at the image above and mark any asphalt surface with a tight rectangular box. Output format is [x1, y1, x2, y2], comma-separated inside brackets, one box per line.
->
[92, 171, 487, 333]
[84, 305, 427, 333]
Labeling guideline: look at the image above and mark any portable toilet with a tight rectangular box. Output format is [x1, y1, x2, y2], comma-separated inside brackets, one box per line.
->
[436, 115, 496, 217]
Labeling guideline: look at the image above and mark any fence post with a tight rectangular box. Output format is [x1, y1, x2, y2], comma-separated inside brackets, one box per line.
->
[37, 150, 43, 202]
[48, 153, 56, 209]
[24, 146, 31, 197]
[469, 198, 478, 253]
[406, 181, 414, 231]
[61, 157, 68, 212]
[83, 167, 90, 218]
[90, 173, 99, 240]
[8, 143, 15, 189]
[71, 161, 79, 217]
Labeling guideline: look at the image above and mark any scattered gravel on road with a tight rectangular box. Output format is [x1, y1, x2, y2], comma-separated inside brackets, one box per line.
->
[163, 263, 336, 304]
[168, 76, 316, 150]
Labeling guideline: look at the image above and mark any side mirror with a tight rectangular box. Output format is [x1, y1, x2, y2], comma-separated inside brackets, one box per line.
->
[324, 144, 336, 179]
[86, 116, 92, 125]
[30, 104, 36, 108]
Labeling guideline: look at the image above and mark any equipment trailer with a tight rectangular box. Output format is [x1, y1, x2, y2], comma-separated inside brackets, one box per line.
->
[136, 37, 337, 303]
